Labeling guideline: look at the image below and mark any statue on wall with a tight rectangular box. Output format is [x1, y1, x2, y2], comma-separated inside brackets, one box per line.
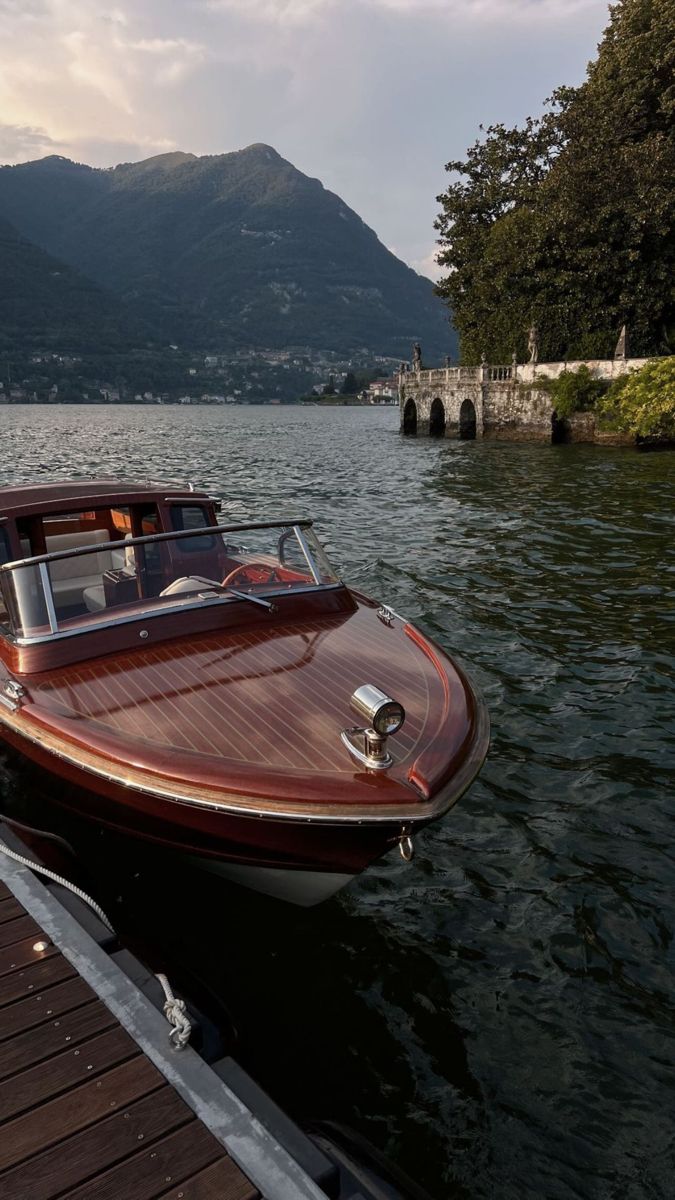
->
[527, 324, 539, 364]
[412, 342, 422, 372]
[614, 324, 628, 360]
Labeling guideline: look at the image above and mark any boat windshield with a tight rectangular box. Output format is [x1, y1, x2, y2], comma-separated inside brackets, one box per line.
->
[0, 521, 340, 641]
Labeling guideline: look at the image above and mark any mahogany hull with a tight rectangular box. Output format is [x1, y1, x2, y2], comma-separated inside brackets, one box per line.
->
[0, 721, 478, 905]
[0, 480, 489, 903]
[0, 598, 490, 904]
[0, 720, 411, 869]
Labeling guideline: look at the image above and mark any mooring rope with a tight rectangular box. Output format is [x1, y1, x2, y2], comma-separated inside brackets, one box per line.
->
[0, 839, 114, 930]
[0, 838, 192, 1049]
[155, 972, 193, 1050]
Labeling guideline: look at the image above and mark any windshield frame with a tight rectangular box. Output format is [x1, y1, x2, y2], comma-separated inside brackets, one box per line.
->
[0, 518, 342, 644]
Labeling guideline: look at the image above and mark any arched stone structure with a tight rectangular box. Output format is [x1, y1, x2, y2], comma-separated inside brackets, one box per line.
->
[551, 410, 570, 444]
[459, 398, 477, 440]
[429, 397, 446, 438]
[399, 356, 650, 443]
[402, 396, 417, 436]
[399, 367, 484, 440]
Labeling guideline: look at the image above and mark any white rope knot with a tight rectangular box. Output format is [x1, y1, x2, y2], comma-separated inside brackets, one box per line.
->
[156, 972, 192, 1050]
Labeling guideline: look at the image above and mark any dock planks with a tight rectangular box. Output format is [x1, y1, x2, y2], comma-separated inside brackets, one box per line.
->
[0, 879, 258, 1200]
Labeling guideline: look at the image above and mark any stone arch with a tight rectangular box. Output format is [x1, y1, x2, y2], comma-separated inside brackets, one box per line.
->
[551, 410, 570, 444]
[402, 397, 418, 436]
[429, 397, 446, 438]
[459, 398, 477, 440]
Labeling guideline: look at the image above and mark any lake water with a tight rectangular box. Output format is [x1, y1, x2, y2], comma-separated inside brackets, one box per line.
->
[1, 405, 674, 1200]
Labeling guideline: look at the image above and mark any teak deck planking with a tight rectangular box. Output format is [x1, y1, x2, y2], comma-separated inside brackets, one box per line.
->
[0, 879, 259, 1200]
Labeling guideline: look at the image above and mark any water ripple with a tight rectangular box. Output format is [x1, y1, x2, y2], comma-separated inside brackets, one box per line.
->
[1, 406, 674, 1199]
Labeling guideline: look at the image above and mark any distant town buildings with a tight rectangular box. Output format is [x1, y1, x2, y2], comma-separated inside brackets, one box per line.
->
[1, 344, 403, 405]
[365, 378, 398, 404]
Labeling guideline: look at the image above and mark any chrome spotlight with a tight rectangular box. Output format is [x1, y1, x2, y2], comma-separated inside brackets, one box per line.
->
[341, 684, 406, 770]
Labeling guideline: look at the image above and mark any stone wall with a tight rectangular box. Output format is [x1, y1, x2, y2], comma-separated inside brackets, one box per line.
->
[481, 383, 552, 441]
[399, 358, 648, 445]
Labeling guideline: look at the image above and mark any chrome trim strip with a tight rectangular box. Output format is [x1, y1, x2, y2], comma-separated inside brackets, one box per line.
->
[0, 518, 314, 573]
[0, 678, 490, 826]
[38, 562, 59, 633]
[293, 525, 322, 586]
[8, 584, 344, 645]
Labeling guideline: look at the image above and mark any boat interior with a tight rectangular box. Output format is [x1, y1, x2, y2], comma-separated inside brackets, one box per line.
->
[0, 495, 339, 643]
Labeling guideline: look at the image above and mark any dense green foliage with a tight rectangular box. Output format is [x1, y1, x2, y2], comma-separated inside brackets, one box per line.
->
[340, 371, 359, 394]
[0, 218, 147, 355]
[436, 0, 675, 364]
[599, 357, 675, 439]
[531, 366, 610, 418]
[0, 146, 453, 360]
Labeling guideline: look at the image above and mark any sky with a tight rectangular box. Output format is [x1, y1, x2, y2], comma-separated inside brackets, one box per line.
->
[0, 0, 611, 279]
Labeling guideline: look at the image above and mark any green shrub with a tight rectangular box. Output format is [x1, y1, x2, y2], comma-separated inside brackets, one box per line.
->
[530, 365, 609, 418]
[599, 358, 675, 441]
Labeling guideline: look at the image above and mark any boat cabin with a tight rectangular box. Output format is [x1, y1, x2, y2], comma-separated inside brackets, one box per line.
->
[0, 480, 346, 673]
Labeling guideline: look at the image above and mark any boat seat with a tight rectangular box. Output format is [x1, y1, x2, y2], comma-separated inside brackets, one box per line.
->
[160, 575, 222, 597]
[44, 530, 114, 608]
[83, 536, 137, 614]
[83, 585, 107, 613]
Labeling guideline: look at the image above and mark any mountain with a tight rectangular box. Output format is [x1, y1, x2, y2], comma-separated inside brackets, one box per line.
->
[0, 217, 148, 355]
[0, 147, 454, 359]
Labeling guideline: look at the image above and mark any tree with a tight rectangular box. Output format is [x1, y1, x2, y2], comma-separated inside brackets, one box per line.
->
[340, 371, 358, 395]
[436, 0, 675, 364]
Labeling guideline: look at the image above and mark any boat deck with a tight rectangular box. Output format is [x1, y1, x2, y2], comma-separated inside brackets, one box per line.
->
[0, 851, 329, 1200]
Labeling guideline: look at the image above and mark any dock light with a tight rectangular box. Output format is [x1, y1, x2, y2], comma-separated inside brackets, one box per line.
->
[33, 940, 49, 953]
[341, 684, 406, 771]
[350, 685, 405, 737]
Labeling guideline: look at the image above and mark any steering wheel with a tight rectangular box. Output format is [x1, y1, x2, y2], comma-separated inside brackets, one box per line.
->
[222, 563, 279, 589]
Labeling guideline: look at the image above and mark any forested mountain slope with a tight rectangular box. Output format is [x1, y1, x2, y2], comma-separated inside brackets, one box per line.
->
[0, 146, 452, 358]
[0, 217, 147, 355]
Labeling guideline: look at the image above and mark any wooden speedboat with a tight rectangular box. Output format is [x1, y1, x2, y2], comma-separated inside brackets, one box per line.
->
[0, 480, 489, 905]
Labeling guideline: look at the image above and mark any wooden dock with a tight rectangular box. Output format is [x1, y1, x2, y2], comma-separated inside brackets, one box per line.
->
[0, 849, 332, 1200]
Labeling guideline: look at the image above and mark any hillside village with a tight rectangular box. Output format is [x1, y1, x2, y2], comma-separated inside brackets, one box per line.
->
[0, 345, 401, 406]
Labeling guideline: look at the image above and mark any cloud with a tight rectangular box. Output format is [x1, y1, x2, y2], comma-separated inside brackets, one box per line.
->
[204, 0, 327, 22]
[409, 249, 442, 283]
[374, 0, 601, 13]
[0, 123, 56, 162]
[204, 0, 602, 21]
[0, 1, 49, 15]
[125, 36, 203, 54]
[0, 0, 611, 266]
[63, 29, 135, 113]
[67, 133, 179, 166]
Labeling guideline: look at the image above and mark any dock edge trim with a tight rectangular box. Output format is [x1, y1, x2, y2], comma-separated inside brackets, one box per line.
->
[0, 847, 328, 1200]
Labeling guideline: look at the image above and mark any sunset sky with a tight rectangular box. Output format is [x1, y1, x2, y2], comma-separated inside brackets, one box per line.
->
[0, 0, 610, 278]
